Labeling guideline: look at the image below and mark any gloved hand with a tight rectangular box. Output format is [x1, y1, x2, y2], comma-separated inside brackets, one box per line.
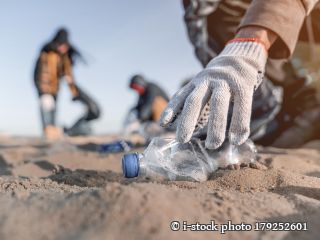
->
[160, 39, 268, 149]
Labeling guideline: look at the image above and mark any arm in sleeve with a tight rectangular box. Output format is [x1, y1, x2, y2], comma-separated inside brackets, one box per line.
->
[63, 56, 79, 98]
[238, 0, 320, 59]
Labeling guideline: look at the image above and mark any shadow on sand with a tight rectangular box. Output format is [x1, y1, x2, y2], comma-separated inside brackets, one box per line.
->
[0, 154, 12, 176]
[263, 186, 320, 239]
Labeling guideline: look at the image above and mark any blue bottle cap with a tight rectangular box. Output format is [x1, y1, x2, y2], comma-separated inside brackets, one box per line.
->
[122, 153, 140, 178]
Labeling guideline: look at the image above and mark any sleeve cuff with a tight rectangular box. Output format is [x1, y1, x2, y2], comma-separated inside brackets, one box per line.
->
[238, 0, 307, 59]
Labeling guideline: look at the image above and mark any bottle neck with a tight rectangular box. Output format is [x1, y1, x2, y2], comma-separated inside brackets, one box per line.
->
[137, 153, 146, 176]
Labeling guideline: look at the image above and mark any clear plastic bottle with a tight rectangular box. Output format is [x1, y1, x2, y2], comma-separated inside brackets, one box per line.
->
[122, 137, 257, 182]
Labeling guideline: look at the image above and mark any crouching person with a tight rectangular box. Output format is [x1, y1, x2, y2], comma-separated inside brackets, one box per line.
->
[124, 74, 170, 141]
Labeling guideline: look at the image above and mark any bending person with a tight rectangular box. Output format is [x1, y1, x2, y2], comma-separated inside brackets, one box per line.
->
[34, 28, 100, 139]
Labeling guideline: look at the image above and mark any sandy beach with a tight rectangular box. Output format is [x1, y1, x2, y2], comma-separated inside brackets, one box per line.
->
[0, 134, 319, 240]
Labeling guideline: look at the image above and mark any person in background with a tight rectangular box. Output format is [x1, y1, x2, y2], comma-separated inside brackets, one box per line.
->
[160, 0, 320, 149]
[34, 28, 100, 139]
[129, 74, 169, 123]
[121, 74, 170, 141]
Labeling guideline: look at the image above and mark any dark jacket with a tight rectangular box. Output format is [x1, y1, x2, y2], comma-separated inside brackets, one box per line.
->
[135, 83, 169, 122]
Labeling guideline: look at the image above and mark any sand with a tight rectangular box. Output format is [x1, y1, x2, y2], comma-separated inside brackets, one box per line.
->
[0, 134, 319, 240]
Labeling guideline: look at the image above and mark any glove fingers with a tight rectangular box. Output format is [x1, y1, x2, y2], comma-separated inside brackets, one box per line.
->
[229, 89, 254, 145]
[177, 84, 211, 143]
[205, 82, 231, 149]
[160, 83, 194, 127]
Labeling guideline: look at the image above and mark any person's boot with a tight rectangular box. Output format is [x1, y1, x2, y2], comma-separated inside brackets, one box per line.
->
[44, 125, 63, 140]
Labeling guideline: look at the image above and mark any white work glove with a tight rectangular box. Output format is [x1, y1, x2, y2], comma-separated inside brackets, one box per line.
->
[40, 94, 56, 112]
[160, 40, 268, 149]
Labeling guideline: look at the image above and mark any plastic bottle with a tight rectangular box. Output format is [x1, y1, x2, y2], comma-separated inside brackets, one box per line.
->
[122, 137, 257, 182]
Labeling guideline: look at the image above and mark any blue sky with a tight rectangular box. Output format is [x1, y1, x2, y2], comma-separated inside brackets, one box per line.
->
[0, 1, 201, 136]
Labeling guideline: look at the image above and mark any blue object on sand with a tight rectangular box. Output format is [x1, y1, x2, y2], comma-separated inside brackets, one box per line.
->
[98, 140, 133, 153]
